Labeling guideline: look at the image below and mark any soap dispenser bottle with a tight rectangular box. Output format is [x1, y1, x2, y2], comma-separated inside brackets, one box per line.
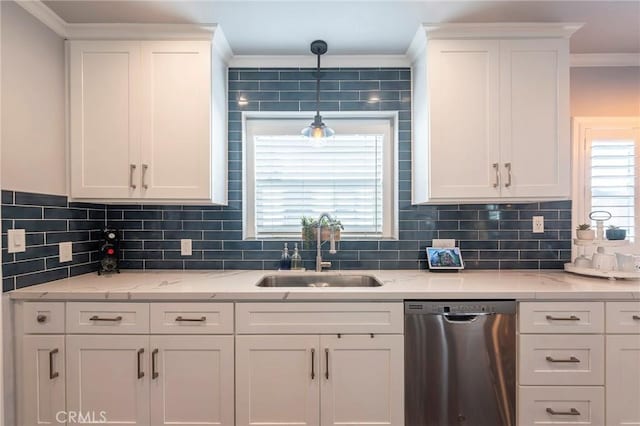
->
[279, 243, 291, 270]
[291, 243, 303, 270]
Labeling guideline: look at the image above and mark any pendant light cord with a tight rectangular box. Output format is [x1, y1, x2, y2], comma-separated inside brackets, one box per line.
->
[315, 53, 321, 117]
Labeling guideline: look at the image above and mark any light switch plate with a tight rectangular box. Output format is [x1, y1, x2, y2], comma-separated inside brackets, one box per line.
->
[532, 216, 545, 233]
[59, 242, 73, 262]
[181, 239, 192, 256]
[7, 229, 26, 253]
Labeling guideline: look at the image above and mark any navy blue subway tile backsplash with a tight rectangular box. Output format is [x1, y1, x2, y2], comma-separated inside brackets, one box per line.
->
[1, 67, 572, 290]
[1, 190, 104, 291]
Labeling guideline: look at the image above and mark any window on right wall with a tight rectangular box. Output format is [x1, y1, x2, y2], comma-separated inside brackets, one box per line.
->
[573, 118, 640, 249]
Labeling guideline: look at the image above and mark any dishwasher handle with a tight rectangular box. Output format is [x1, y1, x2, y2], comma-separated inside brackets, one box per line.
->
[442, 312, 493, 322]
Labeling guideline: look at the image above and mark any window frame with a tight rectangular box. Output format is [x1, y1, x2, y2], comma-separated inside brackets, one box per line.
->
[242, 111, 399, 240]
[572, 117, 640, 256]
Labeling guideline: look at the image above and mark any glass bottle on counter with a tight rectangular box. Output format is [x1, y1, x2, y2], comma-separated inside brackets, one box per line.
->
[291, 243, 303, 270]
[279, 243, 291, 270]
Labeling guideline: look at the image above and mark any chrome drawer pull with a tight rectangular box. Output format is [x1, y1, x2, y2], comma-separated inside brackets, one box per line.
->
[37, 314, 47, 323]
[546, 315, 580, 321]
[311, 348, 316, 380]
[142, 164, 149, 190]
[632, 315, 640, 321]
[129, 164, 137, 189]
[546, 356, 580, 363]
[175, 316, 206, 322]
[504, 162, 512, 187]
[546, 408, 580, 416]
[325, 348, 330, 380]
[49, 348, 59, 380]
[492, 163, 500, 188]
[90, 315, 123, 322]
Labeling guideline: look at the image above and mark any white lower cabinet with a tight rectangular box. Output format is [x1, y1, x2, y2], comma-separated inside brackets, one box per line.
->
[235, 334, 404, 426]
[150, 335, 234, 426]
[21, 335, 66, 426]
[606, 335, 640, 425]
[66, 335, 150, 426]
[518, 386, 604, 425]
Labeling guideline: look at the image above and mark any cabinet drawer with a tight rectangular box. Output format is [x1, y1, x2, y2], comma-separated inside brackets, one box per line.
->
[22, 302, 65, 334]
[519, 335, 604, 385]
[518, 386, 604, 425]
[150, 303, 233, 334]
[66, 302, 149, 334]
[236, 302, 403, 334]
[606, 302, 640, 334]
[519, 302, 604, 334]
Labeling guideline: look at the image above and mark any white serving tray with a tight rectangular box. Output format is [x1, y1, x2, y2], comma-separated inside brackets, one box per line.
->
[573, 239, 629, 247]
[564, 263, 640, 280]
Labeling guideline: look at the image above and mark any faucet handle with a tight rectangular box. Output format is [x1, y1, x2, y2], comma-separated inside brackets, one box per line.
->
[320, 261, 332, 270]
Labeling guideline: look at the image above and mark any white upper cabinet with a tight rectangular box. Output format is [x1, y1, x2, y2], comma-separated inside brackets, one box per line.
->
[410, 23, 579, 203]
[68, 27, 230, 203]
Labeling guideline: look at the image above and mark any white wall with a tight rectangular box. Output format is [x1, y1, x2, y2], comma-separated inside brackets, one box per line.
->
[571, 67, 640, 117]
[1, 1, 66, 196]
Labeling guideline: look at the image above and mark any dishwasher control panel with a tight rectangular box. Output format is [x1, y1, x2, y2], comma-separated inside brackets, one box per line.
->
[405, 300, 516, 315]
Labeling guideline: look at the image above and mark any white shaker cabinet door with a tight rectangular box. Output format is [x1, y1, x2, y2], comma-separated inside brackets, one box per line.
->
[21, 335, 66, 426]
[499, 38, 570, 199]
[149, 335, 234, 426]
[66, 335, 150, 426]
[606, 335, 640, 426]
[140, 41, 212, 200]
[235, 335, 320, 426]
[69, 41, 141, 199]
[427, 39, 501, 199]
[320, 334, 404, 426]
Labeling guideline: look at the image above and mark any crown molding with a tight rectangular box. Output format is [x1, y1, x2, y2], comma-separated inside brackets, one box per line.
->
[64, 23, 218, 40]
[420, 22, 584, 39]
[16, 0, 67, 37]
[571, 53, 640, 67]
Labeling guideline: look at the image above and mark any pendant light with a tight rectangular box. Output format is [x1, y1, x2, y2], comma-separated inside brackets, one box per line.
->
[301, 40, 334, 139]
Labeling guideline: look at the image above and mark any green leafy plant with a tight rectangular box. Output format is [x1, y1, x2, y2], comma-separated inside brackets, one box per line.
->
[301, 216, 344, 244]
[576, 223, 592, 231]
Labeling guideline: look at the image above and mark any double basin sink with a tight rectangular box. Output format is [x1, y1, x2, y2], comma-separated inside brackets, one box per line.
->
[256, 274, 382, 288]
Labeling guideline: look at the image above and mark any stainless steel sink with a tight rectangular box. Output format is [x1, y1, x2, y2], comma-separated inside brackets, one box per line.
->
[256, 274, 383, 288]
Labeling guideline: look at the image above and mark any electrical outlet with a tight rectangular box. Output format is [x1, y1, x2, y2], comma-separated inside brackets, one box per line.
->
[59, 242, 73, 262]
[532, 216, 545, 233]
[181, 239, 192, 256]
[7, 229, 26, 253]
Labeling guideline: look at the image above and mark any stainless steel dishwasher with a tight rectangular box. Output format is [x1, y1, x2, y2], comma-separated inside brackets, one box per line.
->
[405, 300, 516, 426]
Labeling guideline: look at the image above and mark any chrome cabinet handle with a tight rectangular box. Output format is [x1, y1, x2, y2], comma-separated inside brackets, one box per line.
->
[37, 314, 47, 323]
[632, 315, 640, 320]
[152, 349, 159, 379]
[142, 164, 148, 190]
[310, 349, 315, 380]
[546, 315, 580, 321]
[129, 164, 137, 189]
[492, 163, 500, 188]
[175, 316, 206, 322]
[546, 356, 580, 363]
[325, 348, 330, 380]
[546, 408, 580, 416]
[137, 348, 145, 379]
[49, 348, 59, 380]
[90, 315, 123, 322]
[504, 162, 512, 187]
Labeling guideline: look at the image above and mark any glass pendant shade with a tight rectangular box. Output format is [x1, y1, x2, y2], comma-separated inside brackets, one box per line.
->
[302, 115, 335, 138]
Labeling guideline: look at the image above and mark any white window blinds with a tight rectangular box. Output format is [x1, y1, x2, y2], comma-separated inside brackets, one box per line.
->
[253, 134, 384, 238]
[590, 139, 636, 240]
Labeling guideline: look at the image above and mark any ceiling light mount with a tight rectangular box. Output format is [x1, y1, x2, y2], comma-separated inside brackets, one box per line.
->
[302, 39, 334, 139]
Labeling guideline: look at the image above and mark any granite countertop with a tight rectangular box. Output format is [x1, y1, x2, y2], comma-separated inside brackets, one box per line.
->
[8, 269, 640, 301]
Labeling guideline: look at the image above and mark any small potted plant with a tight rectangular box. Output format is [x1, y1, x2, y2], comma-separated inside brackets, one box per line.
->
[301, 216, 342, 243]
[576, 224, 595, 240]
[606, 225, 627, 240]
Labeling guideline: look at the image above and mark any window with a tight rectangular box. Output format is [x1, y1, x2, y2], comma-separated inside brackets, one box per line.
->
[244, 114, 397, 239]
[573, 118, 640, 248]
